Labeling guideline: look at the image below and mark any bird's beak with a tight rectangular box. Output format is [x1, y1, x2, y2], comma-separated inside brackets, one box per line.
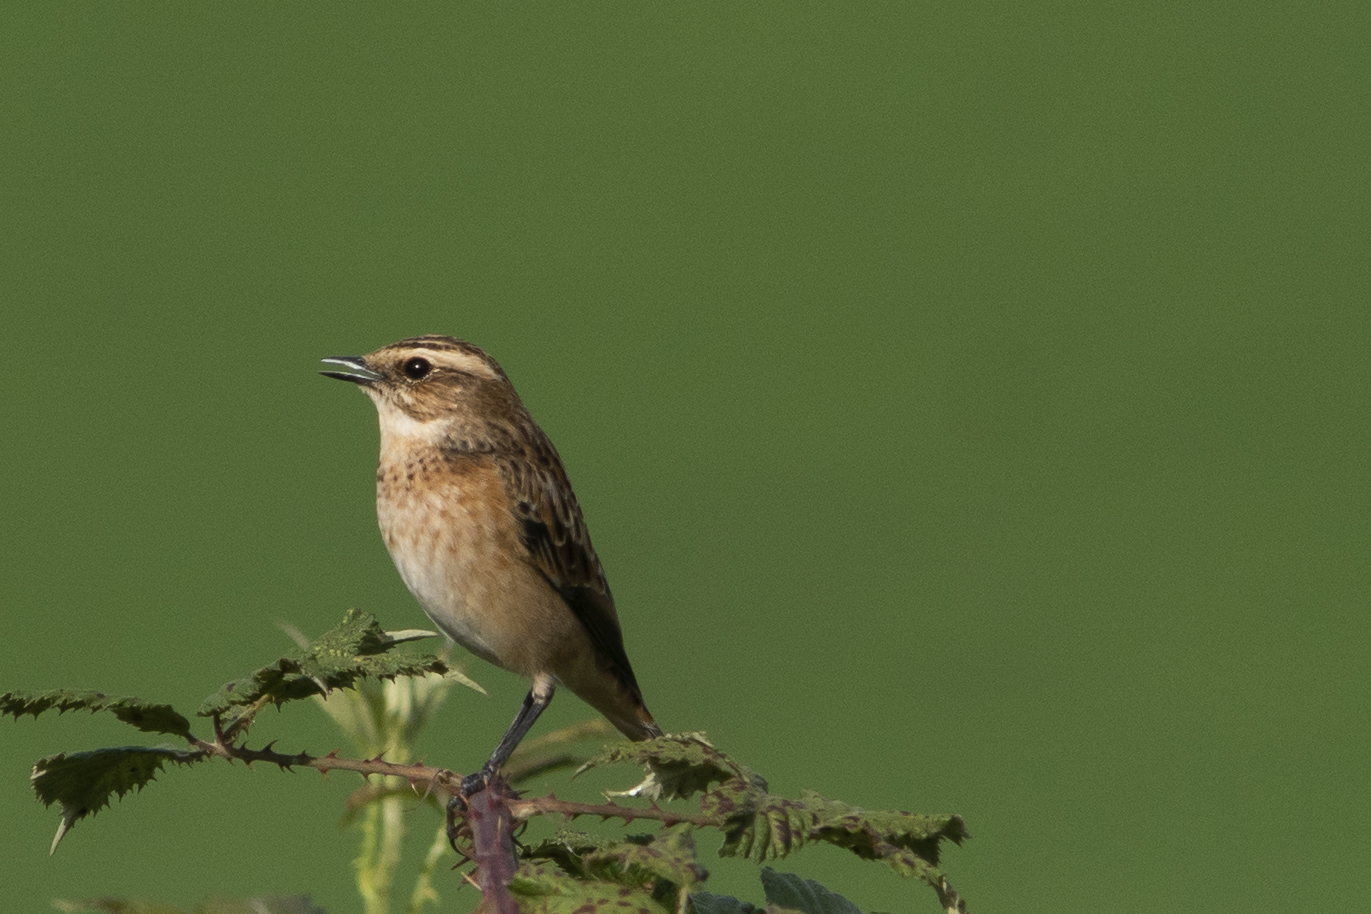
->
[320, 356, 383, 385]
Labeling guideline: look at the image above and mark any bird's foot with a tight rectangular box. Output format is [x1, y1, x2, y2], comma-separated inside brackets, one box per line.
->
[460, 769, 490, 797]
[445, 768, 494, 852]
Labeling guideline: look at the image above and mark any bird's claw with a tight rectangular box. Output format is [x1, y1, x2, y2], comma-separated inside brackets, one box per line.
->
[445, 768, 494, 851]
[460, 770, 490, 797]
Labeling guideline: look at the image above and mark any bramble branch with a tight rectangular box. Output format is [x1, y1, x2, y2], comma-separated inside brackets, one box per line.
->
[192, 724, 464, 800]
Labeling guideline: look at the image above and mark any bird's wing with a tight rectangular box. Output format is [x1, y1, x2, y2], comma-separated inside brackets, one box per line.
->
[496, 440, 646, 703]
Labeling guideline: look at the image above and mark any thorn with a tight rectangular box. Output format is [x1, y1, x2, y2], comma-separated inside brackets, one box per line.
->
[50, 813, 76, 856]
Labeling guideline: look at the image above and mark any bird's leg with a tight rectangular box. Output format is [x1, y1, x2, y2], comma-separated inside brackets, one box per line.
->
[445, 679, 555, 848]
[455, 678, 556, 801]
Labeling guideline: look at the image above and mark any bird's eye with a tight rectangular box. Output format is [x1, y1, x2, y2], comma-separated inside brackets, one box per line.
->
[401, 357, 432, 380]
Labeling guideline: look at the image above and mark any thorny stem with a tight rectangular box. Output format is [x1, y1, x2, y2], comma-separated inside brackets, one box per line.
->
[192, 721, 717, 828]
[508, 794, 714, 828]
[193, 726, 462, 800]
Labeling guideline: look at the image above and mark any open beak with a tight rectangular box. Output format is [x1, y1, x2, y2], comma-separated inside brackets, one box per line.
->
[320, 356, 383, 385]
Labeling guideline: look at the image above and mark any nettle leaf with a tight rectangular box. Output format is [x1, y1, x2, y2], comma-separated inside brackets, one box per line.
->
[704, 782, 967, 905]
[586, 827, 706, 892]
[0, 689, 192, 739]
[508, 860, 668, 913]
[706, 783, 967, 867]
[199, 610, 449, 717]
[523, 829, 617, 879]
[759, 868, 863, 914]
[33, 746, 206, 853]
[578, 732, 761, 801]
[524, 826, 704, 896]
[702, 778, 791, 862]
[797, 789, 968, 868]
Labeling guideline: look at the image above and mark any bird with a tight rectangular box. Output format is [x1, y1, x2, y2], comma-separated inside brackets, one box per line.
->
[320, 335, 661, 801]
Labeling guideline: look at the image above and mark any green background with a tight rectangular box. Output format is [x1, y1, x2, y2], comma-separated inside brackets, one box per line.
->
[2, 3, 1366, 912]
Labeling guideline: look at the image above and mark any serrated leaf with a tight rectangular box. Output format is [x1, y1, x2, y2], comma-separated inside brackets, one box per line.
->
[704, 782, 967, 906]
[523, 826, 702, 894]
[508, 860, 669, 912]
[700, 778, 777, 861]
[32, 746, 205, 853]
[705, 783, 967, 868]
[0, 689, 192, 739]
[587, 827, 706, 891]
[796, 789, 968, 868]
[760, 868, 863, 914]
[578, 732, 759, 801]
[522, 829, 617, 879]
[198, 610, 449, 717]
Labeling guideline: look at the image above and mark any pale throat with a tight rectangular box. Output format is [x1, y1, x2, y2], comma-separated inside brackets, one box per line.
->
[369, 396, 451, 454]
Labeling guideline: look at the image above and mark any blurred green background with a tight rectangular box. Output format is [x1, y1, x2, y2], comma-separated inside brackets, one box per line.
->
[2, 3, 1366, 912]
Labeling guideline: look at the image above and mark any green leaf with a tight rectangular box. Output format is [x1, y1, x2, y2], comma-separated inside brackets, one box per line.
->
[523, 826, 703, 893]
[508, 860, 669, 912]
[587, 827, 706, 892]
[797, 789, 968, 867]
[704, 782, 967, 873]
[522, 829, 617, 880]
[701, 778, 784, 861]
[760, 868, 863, 914]
[0, 689, 192, 739]
[32, 746, 206, 853]
[198, 610, 449, 718]
[578, 732, 761, 801]
[701, 781, 969, 909]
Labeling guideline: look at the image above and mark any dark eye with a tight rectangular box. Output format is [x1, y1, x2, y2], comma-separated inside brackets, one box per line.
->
[401, 357, 432, 380]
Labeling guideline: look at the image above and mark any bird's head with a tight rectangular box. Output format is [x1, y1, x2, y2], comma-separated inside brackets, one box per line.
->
[322, 335, 522, 449]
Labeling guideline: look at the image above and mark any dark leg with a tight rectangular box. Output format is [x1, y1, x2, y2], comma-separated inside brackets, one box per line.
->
[456, 680, 555, 799]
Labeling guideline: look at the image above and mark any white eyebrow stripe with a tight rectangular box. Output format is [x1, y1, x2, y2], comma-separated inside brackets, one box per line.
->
[420, 348, 502, 381]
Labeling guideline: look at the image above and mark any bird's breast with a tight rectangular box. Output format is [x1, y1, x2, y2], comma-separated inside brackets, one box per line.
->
[375, 454, 521, 666]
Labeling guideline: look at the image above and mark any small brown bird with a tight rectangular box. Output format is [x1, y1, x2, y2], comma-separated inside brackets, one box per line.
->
[321, 336, 660, 798]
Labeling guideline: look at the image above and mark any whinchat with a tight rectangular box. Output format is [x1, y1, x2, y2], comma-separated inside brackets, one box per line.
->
[321, 336, 660, 798]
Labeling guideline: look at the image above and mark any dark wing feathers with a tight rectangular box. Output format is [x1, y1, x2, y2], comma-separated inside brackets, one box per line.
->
[496, 445, 647, 704]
